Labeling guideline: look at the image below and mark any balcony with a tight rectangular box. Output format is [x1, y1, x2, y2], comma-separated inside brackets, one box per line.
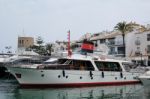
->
[135, 39, 141, 45]
[115, 41, 123, 46]
[135, 50, 141, 56]
[107, 41, 123, 46]
[107, 41, 115, 45]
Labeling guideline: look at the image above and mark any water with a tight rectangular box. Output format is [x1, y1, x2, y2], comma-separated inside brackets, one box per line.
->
[0, 78, 149, 99]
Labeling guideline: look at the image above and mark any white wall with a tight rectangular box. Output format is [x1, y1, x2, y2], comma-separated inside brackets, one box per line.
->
[126, 31, 136, 57]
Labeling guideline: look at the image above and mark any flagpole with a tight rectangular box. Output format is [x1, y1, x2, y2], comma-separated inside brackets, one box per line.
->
[67, 30, 71, 57]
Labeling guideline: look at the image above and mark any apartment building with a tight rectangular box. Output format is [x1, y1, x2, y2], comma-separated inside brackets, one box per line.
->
[90, 31, 124, 56]
[126, 27, 150, 66]
[87, 24, 150, 66]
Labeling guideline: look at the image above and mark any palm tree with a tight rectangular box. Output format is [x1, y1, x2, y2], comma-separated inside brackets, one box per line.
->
[114, 21, 133, 57]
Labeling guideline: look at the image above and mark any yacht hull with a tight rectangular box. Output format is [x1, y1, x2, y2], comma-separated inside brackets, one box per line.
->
[139, 76, 150, 86]
[7, 67, 141, 88]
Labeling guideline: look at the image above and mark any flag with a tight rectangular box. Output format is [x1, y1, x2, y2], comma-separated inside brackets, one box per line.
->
[81, 40, 94, 53]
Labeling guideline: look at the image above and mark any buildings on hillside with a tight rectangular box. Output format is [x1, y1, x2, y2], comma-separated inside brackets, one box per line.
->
[80, 24, 150, 66]
[16, 23, 150, 66]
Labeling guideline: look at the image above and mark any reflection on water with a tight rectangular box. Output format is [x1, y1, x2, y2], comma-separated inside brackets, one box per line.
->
[136, 86, 150, 99]
[15, 85, 142, 99]
[0, 78, 149, 99]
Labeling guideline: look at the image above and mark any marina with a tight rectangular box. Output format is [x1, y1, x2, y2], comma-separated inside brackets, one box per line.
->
[0, 35, 150, 99]
[0, 30, 150, 99]
[1, 0, 150, 98]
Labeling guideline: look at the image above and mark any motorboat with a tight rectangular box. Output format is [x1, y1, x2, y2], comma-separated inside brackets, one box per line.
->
[139, 71, 150, 86]
[5, 40, 145, 88]
[5, 53, 144, 88]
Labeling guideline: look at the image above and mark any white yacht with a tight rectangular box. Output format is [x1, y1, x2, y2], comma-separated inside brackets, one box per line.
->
[5, 39, 145, 88]
[139, 71, 150, 86]
[5, 53, 143, 88]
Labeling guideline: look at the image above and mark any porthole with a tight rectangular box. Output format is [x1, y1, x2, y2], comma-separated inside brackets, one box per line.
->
[58, 75, 61, 78]
[66, 76, 68, 78]
[133, 76, 137, 79]
[80, 77, 82, 79]
[41, 74, 44, 77]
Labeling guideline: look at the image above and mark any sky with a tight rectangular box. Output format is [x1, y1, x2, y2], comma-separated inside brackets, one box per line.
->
[0, 0, 150, 53]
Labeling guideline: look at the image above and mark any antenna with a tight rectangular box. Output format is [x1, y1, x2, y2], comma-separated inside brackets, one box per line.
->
[22, 28, 26, 36]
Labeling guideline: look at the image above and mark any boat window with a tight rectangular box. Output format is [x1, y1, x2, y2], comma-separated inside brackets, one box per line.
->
[57, 59, 68, 64]
[64, 59, 72, 65]
[94, 61, 122, 71]
[122, 62, 135, 71]
[67, 60, 94, 70]
[44, 60, 58, 64]
[10, 58, 42, 64]
[38, 60, 95, 70]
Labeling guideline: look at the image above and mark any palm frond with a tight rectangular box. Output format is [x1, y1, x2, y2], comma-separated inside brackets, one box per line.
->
[114, 21, 134, 34]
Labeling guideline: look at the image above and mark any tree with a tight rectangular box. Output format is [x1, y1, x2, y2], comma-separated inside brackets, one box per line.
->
[29, 36, 46, 55]
[46, 43, 53, 56]
[5, 46, 12, 53]
[36, 36, 44, 46]
[35, 36, 44, 55]
[114, 21, 133, 57]
[29, 37, 53, 56]
[70, 43, 79, 51]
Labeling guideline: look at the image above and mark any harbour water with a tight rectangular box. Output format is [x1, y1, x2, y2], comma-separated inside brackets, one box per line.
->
[0, 78, 150, 99]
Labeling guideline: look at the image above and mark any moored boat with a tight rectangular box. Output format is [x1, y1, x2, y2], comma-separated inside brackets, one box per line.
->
[5, 39, 145, 88]
[5, 53, 143, 88]
[139, 71, 150, 86]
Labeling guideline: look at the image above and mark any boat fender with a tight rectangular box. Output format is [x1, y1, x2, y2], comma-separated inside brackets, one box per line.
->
[62, 70, 65, 77]
[102, 71, 104, 78]
[120, 72, 123, 78]
[89, 71, 93, 78]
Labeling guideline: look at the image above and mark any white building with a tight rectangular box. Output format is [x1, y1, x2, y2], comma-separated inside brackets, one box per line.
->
[126, 27, 150, 66]
[51, 41, 68, 57]
[87, 23, 150, 66]
[90, 31, 124, 56]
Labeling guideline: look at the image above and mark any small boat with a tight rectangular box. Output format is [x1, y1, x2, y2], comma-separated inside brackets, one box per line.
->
[139, 71, 150, 86]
